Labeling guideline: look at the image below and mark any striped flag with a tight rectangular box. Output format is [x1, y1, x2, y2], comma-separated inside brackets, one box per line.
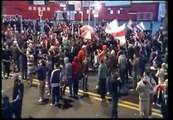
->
[127, 20, 133, 30]
[136, 22, 146, 32]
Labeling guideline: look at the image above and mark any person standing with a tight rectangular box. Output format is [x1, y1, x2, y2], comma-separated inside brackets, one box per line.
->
[19, 47, 28, 80]
[2, 45, 12, 79]
[98, 59, 109, 101]
[82, 57, 89, 92]
[160, 78, 168, 119]
[136, 76, 154, 118]
[62, 57, 72, 97]
[72, 57, 82, 99]
[77, 45, 87, 64]
[50, 63, 62, 106]
[31, 59, 47, 102]
[129, 54, 139, 90]
[118, 51, 128, 87]
[2, 91, 13, 118]
[11, 74, 24, 118]
[26, 45, 34, 86]
[11, 40, 20, 73]
[155, 63, 167, 106]
[46, 55, 53, 96]
[108, 72, 121, 118]
[143, 72, 157, 117]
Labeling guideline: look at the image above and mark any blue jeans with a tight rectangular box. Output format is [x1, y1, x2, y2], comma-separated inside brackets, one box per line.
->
[62, 77, 73, 96]
[20, 66, 27, 79]
[68, 77, 73, 96]
[73, 79, 79, 96]
[51, 87, 60, 104]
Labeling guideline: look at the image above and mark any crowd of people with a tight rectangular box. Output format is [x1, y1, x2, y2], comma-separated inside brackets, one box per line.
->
[2, 15, 168, 118]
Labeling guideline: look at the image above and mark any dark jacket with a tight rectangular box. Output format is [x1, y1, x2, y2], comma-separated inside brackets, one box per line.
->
[11, 45, 20, 60]
[72, 59, 81, 80]
[33, 65, 47, 81]
[2, 49, 12, 62]
[2, 95, 13, 118]
[108, 75, 121, 97]
[12, 81, 24, 101]
[50, 69, 61, 84]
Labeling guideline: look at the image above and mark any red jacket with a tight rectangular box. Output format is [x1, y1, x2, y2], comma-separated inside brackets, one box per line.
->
[72, 59, 81, 80]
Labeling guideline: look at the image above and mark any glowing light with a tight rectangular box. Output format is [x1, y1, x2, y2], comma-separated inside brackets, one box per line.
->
[95, 2, 101, 11]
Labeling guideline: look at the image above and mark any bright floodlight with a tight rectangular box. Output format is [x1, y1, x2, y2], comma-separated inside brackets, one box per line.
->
[95, 2, 101, 11]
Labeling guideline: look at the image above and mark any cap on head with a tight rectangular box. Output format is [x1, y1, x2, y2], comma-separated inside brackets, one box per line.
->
[162, 63, 167, 69]
[82, 45, 86, 49]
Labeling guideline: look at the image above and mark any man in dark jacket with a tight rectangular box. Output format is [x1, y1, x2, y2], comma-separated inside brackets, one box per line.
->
[11, 41, 20, 73]
[2, 91, 13, 118]
[19, 47, 28, 80]
[2, 45, 12, 79]
[108, 72, 121, 118]
[12, 73, 24, 118]
[32, 59, 47, 102]
[50, 63, 62, 106]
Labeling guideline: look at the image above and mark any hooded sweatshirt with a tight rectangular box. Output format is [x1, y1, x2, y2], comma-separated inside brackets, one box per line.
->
[64, 57, 72, 78]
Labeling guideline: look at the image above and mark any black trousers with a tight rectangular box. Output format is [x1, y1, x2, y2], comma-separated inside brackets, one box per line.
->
[3, 61, 10, 76]
[99, 78, 107, 100]
[111, 96, 119, 118]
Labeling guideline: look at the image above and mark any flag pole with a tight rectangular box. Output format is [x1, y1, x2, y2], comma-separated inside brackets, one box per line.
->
[88, 2, 91, 25]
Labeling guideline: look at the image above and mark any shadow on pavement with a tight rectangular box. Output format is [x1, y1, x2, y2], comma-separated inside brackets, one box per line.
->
[80, 95, 93, 105]
[35, 98, 49, 105]
[54, 97, 74, 109]
[55, 103, 73, 109]
[100, 101, 111, 117]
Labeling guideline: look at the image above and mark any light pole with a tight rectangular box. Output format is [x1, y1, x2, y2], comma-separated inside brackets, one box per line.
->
[93, 2, 101, 28]
[79, 11, 83, 24]
[88, 4, 91, 25]
[38, 8, 43, 33]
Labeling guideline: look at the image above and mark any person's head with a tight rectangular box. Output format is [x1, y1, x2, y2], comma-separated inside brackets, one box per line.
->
[13, 73, 20, 82]
[161, 63, 167, 69]
[142, 75, 148, 84]
[114, 72, 120, 80]
[82, 45, 87, 50]
[64, 57, 69, 64]
[111, 50, 115, 56]
[39, 59, 46, 66]
[54, 63, 60, 69]
[74, 56, 79, 62]
[2, 93, 10, 107]
[5, 45, 9, 50]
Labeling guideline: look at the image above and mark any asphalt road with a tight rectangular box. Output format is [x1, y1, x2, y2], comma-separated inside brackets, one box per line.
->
[2, 71, 162, 118]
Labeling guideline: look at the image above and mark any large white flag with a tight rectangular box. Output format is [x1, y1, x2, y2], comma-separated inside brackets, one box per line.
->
[105, 19, 119, 33]
[127, 20, 133, 30]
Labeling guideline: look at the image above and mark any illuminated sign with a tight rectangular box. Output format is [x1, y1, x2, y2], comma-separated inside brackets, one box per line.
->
[33, 1, 45, 5]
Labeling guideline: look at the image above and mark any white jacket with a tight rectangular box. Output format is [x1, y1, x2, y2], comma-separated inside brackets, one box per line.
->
[136, 80, 153, 101]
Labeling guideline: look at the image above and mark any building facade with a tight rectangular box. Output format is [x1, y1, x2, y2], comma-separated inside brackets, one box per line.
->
[3, 1, 160, 21]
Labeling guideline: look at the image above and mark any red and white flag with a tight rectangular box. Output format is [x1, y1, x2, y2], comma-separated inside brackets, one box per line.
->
[111, 23, 126, 46]
[105, 19, 118, 33]
[81, 30, 98, 40]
